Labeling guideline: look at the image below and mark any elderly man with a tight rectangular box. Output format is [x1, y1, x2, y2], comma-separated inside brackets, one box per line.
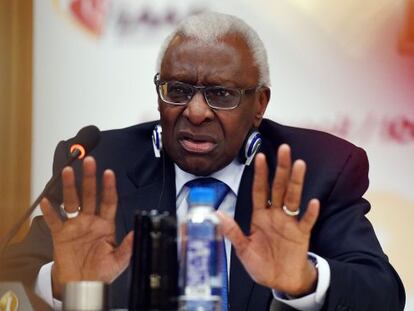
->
[0, 12, 405, 310]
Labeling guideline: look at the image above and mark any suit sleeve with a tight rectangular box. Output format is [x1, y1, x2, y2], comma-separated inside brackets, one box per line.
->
[0, 140, 68, 287]
[311, 147, 406, 311]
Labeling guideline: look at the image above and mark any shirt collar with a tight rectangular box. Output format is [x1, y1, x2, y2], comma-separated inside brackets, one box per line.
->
[175, 160, 246, 196]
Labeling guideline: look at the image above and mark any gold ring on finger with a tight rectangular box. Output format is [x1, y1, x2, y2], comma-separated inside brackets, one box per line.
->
[282, 205, 300, 216]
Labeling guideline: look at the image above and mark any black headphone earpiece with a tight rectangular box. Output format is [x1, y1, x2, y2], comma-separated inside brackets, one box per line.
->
[152, 124, 163, 158]
[151, 124, 261, 165]
[238, 129, 262, 165]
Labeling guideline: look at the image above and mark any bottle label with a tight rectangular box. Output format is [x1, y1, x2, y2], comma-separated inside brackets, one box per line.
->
[185, 239, 211, 297]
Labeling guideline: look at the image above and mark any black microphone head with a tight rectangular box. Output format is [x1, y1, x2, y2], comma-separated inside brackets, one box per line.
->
[73, 125, 101, 154]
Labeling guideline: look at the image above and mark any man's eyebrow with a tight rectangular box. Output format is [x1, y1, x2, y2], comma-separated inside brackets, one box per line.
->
[209, 78, 239, 87]
[162, 72, 241, 87]
[162, 73, 194, 82]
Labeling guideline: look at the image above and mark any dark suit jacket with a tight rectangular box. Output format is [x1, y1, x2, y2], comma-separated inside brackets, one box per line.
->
[0, 119, 405, 310]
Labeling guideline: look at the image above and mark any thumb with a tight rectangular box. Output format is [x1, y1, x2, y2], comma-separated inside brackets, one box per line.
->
[113, 231, 134, 274]
[217, 211, 249, 255]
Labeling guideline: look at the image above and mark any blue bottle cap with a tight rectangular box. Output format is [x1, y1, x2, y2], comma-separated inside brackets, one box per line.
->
[188, 187, 216, 206]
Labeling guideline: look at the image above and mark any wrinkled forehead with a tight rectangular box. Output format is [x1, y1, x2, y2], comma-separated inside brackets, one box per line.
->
[160, 34, 259, 86]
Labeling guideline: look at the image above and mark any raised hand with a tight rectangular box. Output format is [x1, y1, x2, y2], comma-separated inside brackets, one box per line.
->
[218, 144, 320, 296]
[40, 157, 133, 299]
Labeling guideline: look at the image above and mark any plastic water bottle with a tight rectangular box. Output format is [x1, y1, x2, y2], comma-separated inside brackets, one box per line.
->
[178, 187, 223, 311]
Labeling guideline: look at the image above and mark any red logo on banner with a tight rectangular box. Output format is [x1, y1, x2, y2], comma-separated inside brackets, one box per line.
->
[69, 0, 108, 36]
[299, 115, 414, 144]
[386, 117, 414, 143]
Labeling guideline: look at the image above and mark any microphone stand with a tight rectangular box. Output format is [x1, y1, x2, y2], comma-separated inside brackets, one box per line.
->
[0, 149, 81, 254]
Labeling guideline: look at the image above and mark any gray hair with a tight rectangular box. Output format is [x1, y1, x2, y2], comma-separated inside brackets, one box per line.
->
[156, 11, 270, 86]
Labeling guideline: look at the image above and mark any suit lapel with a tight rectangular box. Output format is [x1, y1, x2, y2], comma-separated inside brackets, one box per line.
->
[120, 155, 176, 234]
[229, 163, 255, 311]
[229, 138, 277, 311]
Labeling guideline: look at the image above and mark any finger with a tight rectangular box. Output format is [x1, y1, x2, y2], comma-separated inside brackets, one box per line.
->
[82, 157, 97, 215]
[298, 199, 320, 234]
[113, 231, 134, 273]
[283, 159, 306, 213]
[100, 169, 118, 221]
[272, 144, 292, 209]
[40, 198, 63, 233]
[62, 166, 80, 213]
[252, 153, 269, 211]
[217, 211, 249, 255]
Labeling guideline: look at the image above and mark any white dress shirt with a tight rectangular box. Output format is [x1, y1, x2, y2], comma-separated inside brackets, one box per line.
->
[35, 160, 330, 310]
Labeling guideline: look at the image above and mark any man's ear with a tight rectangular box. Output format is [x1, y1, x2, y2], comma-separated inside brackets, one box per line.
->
[157, 98, 162, 112]
[253, 87, 271, 128]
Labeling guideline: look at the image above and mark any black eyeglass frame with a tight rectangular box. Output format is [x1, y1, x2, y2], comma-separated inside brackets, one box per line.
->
[153, 73, 259, 110]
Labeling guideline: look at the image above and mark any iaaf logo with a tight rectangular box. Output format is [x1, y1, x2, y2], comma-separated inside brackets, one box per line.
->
[52, 0, 205, 39]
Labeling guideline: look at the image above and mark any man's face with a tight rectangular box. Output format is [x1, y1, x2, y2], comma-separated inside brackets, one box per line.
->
[158, 34, 269, 176]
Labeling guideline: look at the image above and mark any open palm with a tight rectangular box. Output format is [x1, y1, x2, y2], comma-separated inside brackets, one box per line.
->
[40, 157, 133, 299]
[218, 144, 320, 296]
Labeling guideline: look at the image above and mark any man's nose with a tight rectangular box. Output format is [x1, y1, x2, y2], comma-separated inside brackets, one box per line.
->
[182, 91, 215, 125]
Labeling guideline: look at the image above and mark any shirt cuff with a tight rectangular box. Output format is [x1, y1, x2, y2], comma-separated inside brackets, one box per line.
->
[272, 252, 331, 311]
[34, 261, 63, 310]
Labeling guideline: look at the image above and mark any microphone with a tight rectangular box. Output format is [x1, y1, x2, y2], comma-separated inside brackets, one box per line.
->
[42, 125, 101, 200]
[0, 125, 101, 253]
[68, 125, 101, 159]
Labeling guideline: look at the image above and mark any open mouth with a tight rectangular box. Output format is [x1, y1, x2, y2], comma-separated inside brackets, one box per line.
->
[179, 138, 217, 154]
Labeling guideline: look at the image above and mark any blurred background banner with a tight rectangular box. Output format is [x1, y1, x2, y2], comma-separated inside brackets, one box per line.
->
[2, 0, 413, 308]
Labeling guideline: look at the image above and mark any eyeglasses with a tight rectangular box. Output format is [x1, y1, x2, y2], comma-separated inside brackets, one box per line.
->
[154, 73, 258, 110]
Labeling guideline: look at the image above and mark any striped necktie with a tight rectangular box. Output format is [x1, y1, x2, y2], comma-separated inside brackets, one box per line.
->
[186, 178, 230, 311]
